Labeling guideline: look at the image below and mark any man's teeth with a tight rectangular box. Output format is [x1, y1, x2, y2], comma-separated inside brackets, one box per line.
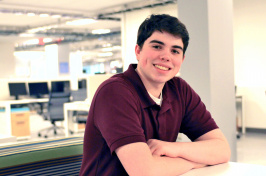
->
[155, 65, 169, 71]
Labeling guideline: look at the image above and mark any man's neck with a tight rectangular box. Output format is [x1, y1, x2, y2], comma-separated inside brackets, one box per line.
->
[135, 68, 164, 98]
[146, 86, 163, 98]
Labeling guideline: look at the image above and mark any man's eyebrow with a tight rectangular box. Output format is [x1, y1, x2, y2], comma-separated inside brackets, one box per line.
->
[150, 40, 164, 45]
[149, 40, 183, 51]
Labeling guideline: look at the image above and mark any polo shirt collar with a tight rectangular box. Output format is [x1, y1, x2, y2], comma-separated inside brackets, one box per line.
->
[161, 80, 176, 113]
[124, 64, 154, 108]
[124, 64, 175, 111]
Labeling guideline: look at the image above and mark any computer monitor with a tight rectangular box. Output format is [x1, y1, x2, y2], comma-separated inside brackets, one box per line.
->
[51, 81, 70, 93]
[28, 82, 49, 98]
[78, 79, 87, 89]
[8, 82, 28, 100]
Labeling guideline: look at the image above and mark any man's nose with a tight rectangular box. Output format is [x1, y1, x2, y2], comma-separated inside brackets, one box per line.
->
[160, 51, 170, 62]
[161, 57, 169, 61]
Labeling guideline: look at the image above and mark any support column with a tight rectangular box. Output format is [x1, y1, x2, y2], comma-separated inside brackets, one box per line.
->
[69, 52, 83, 90]
[0, 43, 15, 78]
[58, 44, 70, 75]
[45, 44, 59, 78]
[178, 0, 236, 161]
[45, 43, 71, 78]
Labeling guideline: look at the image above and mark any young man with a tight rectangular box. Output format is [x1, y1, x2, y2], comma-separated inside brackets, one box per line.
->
[80, 14, 231, 176]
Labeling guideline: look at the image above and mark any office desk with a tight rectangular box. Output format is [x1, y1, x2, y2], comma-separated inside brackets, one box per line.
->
[181, 162, 266, 176]
[0, 134, 16, 144]
[0, 98, 48, 137]
[64, 101, 90, 137]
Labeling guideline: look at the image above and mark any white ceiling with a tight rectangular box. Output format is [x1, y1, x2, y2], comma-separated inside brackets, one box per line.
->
[0, 0, 144, 43]
[0, 0, 177, 63]
[0, 0, 140, 26]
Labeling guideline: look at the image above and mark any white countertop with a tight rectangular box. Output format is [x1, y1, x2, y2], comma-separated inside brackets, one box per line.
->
[181, 162, 266, 176]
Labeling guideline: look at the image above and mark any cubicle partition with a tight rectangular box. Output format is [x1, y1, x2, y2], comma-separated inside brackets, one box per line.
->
[86, 74, 114, 102]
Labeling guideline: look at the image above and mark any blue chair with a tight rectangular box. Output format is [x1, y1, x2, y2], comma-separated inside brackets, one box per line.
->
[38, 92, 72, 138]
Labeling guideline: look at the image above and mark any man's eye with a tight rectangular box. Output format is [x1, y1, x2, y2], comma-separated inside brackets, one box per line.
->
[172, 49, 180, 54]
[153, 45, 161, 49]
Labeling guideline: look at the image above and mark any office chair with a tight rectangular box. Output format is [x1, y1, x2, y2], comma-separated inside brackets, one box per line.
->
[71, 89, 88, 130]
[71, 88, 87, 102]
[72, 111, 88, 124]
[38, 92, 72, 138]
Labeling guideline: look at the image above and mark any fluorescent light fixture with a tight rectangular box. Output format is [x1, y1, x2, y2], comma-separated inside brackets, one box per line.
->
[27, 12, 35, 16]
[66, 19, 96, 25]
[97, 52, 113, 57]
[19, 33, 35, 37]
[92, 29, 111, 34]
[23, 39, 39, 45]
[103, 43, 112, 47]
[102, 47, 113, 52]
[113, 45, 121, 50]
[43, 38, 53, 43]
[26, 26, 53, 33]
[51, 14, 61, 18]
[15, 12, 23, 16]
[40, 13, 49, 17]
[27, 27, 44, 33]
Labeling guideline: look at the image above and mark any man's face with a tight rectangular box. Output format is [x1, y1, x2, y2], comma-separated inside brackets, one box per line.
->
[135, 31, 185, 87]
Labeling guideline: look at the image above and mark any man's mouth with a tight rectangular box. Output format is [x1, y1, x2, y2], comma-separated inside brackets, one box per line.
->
[154, 64, 170, 71]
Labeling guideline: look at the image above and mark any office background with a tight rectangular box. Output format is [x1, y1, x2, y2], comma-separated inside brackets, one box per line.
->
[0, 0, 265, 166]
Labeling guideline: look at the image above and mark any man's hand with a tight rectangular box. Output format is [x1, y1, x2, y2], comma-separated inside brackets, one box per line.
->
[147, 139, 181, 158]
[116, 142, 206, 176]
[148, 129, 231, 166]
[116, 129, 230, 175]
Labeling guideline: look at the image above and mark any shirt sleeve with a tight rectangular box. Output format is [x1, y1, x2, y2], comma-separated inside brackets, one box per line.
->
[92, 80, 146, 154]
[179, 78, 218, 141]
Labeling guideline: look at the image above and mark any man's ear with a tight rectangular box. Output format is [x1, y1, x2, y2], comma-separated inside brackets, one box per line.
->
[135, 44, 141, 61]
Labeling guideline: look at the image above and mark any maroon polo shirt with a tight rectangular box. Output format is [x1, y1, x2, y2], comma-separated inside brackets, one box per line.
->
[79, 64, 218, 176]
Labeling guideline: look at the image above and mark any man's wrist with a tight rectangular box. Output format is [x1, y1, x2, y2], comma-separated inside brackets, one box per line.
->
[172, 141, 184, 158]
[192, 162, 207, 169]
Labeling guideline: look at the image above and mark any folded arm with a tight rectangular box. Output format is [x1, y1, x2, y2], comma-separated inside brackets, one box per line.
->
[116, 142, 205, 176]
[148, 129, 231, 165]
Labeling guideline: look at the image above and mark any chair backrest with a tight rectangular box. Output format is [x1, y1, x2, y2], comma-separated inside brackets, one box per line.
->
[48, 92, 71, 121]
[71, 88, 87, 101]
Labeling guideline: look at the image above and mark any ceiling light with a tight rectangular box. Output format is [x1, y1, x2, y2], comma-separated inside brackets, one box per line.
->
[92, 29, 111, 34]
[19, 33, 35, 37]
[26, 26, 53, 33]
[23, 39, 39, 45]
[51, 14, 61, 18]
[27, 12, 35, 16]
[43, 38, 53, 43]
[113, 45, 121, 50]
[39, 13, 49, 17]
[103, 43, 112, 47]
[66, 19, 96, 25]
[14, 12, 23, 16]
[27, 27, 44, 33]
[97, 52, 113, 57]
[102, 47, 113, 52]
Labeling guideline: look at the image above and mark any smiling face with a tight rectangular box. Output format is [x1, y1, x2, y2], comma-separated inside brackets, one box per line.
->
[135, 30, 185, 91]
